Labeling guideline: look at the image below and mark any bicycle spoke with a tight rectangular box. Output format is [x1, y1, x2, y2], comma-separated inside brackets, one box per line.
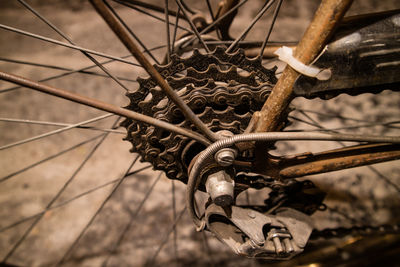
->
[297, 108, 400, 126]
[367, 166, 400, 194]
[1, 43, 168, 94]
[201, 231, 215, 266]
[113, 0, 185, 19]
[171, 180, 178, 262]
[171, 6, 181, 55]
[180, 0, 197, 15]
[259, 0, 284, 57]
[0, 118, 125, 134]
[175, 0, 210, 53]
[164, 0, 171, 63]
[101, 172, 163, 266]
[0, 24, 140, 67]
[205, 0, 216, 26]
[0, 164, 151, 234]
[147, 206, 186, 266]
[288, 115, 329, 130]
[0, 54, 132, 93]
[205, 0, 222, 41]
[288, 116, 400, 132]
[2, 117, 120, 262]
[294, 110, 400, 131]
[0, 70, 211, 145]
[0, 134, 103, 184]
[113, 0, 193, 33]
[180, 0, 249, 50]
[0, 57, 136, 83]
[0, 114, 113, 151]
[17, 0, 131, 92]
[226, 0, 276, 53]
[57, 155, 140, 265]
[103, 0, 160, 64]
[293, 109, 400, 193]
[91, 0, 219, 142]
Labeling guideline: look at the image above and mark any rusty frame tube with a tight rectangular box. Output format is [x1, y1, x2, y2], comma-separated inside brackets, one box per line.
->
[0, 71, 210, 146]
[254, 0, 354, 132]
[89, 0, 219, 142]
[253, 143, 400, 179]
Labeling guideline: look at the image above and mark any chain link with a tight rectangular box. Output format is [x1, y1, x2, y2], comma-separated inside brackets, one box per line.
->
[311, 223, 400, 240]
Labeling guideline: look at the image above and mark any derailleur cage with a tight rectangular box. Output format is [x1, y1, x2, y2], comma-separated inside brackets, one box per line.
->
[204, 204, 313, 259]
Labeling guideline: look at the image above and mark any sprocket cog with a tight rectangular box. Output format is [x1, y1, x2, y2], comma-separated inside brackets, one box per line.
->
[121, 47, 277, 183]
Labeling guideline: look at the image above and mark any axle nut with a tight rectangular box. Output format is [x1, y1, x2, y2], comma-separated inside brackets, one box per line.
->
[205, 170, 235, 207]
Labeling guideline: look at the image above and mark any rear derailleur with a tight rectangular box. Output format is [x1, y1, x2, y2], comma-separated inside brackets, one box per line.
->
[201, 169, 326, 260]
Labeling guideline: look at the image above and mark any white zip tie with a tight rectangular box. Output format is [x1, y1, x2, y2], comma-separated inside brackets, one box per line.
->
[274, 46, 332, 81]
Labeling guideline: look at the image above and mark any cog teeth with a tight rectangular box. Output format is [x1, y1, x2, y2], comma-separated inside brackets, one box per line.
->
[214, 46, 225, 54]
[122, 46, 275, 183]
[186, 67, 197, 77]
[170, 54, 179, 61]
[206, 79, 216, 89]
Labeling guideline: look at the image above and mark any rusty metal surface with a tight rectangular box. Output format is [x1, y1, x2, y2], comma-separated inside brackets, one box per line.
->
[250, 0, 354, 178]
[254, 0, 354, 133]
[253, 143, 400, 179]
[279, 143, 400, 178]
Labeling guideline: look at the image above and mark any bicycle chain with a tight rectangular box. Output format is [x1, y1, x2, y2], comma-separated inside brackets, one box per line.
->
[241, 176, 400, 240]
[311, 224, 400, 240]
[122, 47, 276, 183]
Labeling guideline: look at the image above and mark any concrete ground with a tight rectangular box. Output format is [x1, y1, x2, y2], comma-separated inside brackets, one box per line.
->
[0, 1, 399, 266]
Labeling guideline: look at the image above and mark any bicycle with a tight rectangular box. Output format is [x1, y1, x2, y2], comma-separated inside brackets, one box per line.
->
[0, 0, 399, 266]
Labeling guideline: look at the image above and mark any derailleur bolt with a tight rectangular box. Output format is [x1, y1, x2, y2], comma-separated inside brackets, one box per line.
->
[205, 170, 235, 207]
[215, 148, 237, 167]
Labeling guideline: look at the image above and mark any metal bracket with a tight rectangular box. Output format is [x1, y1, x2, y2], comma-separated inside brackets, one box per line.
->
[205, 204, 314, 259]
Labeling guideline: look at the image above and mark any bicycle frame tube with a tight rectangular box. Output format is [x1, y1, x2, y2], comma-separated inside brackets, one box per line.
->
[253, 0, 354, 133]
[254, 143, 400, 179]
[249, 0, 371, 176]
